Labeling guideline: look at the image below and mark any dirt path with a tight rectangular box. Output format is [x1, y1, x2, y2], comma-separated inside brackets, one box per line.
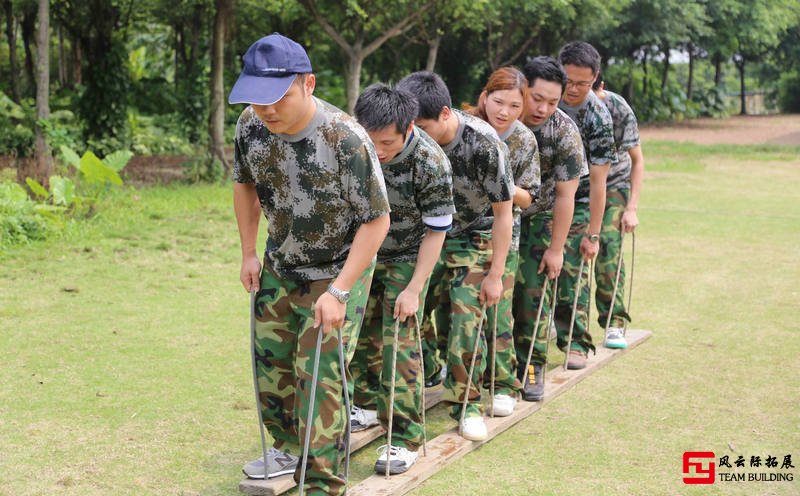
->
[640, 114, 800, 145]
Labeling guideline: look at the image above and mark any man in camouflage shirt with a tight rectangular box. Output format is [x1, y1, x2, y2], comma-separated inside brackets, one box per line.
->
[350, 83, 455, 475]
[230, 34, 390, 495]
[514, 56, 587, 401]
[397, 71, 514, 442]
[556, 41, 617, 370]
[592, 74, 644, 348]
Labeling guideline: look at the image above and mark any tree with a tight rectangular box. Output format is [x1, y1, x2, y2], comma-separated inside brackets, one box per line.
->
[32, 0, 50, 184]
[298, 0, 435, 113]
[208, 0, 230, 174]
[3, 0, 21, 101]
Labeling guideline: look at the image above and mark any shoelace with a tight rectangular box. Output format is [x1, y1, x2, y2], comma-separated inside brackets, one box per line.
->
[376, 444, 403, 456]
[527, 365, 536, 384]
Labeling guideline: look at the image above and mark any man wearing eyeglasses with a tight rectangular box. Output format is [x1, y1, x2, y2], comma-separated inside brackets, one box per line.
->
[554, 41, 617, 370]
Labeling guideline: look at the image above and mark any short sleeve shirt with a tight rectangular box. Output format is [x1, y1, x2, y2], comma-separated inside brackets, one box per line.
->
[522, 108, 587, 217]
[559, 90, 617, 203]
[233, 97, 391, 281]
[378, 126, 456, 263]
[442, 109, 514, 237]
[600, 90, 640, 190]
[496, 119, 541, 250]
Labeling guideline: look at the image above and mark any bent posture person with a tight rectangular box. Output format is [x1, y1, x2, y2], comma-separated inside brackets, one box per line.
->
[466, 66, 540, 416]
[230, 33, 390, 496]
[398, 71, 514, 441]
[513, 56, 586, 401]
[350, 83, 455, 474]
[592, 74, 644, 348]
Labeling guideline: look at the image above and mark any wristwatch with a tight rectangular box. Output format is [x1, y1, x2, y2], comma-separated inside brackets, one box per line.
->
[586, 233, 600, 243]
[327, 284, 350, 304]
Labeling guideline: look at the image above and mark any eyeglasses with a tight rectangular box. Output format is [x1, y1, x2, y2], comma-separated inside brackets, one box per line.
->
[565, 79, 593, 89]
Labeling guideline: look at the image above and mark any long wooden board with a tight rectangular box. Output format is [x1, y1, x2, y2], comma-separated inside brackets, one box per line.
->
[239, 385, 445, 496]
[347, 328, 652, 496]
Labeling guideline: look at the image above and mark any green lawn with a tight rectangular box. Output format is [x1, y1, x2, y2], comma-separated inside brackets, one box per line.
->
[1, 140, 798, 496]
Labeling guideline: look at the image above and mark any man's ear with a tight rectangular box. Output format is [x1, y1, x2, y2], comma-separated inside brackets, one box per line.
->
[304, 73, 316, 96]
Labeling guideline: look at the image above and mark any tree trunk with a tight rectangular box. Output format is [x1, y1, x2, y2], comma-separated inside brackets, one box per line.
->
[32, 0, 51, 185]
[57, 24, 66, 87]
[21, 7, 35, 93]
[625, 78, 634, 103]
[687, 45, 695, 99]
[70, 38, 81, 85]
[660, 44, 670, 95]
[425, 34, 440, 72]
[3, 0, 20, 101]
[641, 51, 648, 98]
[714, 55, 722, 86]
[345, 54, 363, 115]
[208, 0, 231, 175]
[737, 60, 746, 115]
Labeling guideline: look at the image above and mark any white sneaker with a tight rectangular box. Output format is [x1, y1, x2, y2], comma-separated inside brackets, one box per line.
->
[490, 394, 516, 417]
[604, 327, 628, 349]
[374, 445, 418, 475]
[242, 447, 299, 479]
[460, 416, 488, 441]
[350, 405, 379, 432]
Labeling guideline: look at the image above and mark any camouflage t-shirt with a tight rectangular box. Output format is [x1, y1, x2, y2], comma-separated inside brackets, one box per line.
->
[378, 126, 456, 263]
[559, 90, 617, 203]
[233, 97, 391, 281]
[599, 90, 640, 191]
[522, 108, 587, 217]
[442, 109, 514, 237]
[496, 119, 541, 250]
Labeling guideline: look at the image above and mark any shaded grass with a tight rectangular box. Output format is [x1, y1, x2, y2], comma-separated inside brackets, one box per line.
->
[1, 140, 799, 495]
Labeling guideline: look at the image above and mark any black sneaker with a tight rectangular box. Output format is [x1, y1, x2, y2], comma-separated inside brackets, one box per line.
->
[521, 364, 544, 402]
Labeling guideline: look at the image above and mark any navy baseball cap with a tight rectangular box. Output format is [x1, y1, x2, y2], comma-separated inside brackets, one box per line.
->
[228, 33, 313, 105]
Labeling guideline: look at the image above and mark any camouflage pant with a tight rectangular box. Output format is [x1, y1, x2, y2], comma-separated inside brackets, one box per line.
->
[350, 261, 427, 449]
[594, 188, 631, 328]
[253, 263, 373, 496]
[513, 207, 595, 367]
[421, 231, 492, 420]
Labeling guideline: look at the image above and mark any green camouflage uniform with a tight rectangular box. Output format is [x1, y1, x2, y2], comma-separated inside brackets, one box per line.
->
[557, 90, 617, 355]
[481, 120, 540, 395]
[513, 108, 587, 366]
[234, 97, 390, 496]
[420, 109, 514, 420]
[350, 127, 455, 450]
[595, 90, 639, 328]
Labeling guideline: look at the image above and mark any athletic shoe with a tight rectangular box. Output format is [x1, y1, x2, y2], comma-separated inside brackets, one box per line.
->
[425, 364, 446, 388]
[374, 445, 418, 475]
[490, 394, 517, 416]
[521, 364, 544, 402]
[460, 416, 488, 441]
[350, 405, 379, 432]
[242, 448, 299, 479]
[566, 350, 587, 370]
[604, 327, 628, 349]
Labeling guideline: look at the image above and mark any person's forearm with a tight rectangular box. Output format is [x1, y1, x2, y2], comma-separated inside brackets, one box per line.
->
[489, 201, 513, 277]
[588, 164, 609, 234]
[513, 186, 533, 209]
[332, 214, 390, 290]
[406, 230, 446, 293]
[233, 183, 261, 258]
[627, 145, 644, 211]
[551, 180, 578, 251]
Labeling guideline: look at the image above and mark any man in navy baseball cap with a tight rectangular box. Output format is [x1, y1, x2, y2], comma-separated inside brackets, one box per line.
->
[228, 33, 313, 105]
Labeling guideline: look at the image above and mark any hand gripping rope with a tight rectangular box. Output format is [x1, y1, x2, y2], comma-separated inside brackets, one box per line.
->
[520, 277, 557, 393]
[250, 289, 270, 480]
[458, 304, 488, 437]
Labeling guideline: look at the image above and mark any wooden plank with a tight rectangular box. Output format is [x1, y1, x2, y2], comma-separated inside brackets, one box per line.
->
[347, 328, 652, 496]
[239, 385, 445, 496]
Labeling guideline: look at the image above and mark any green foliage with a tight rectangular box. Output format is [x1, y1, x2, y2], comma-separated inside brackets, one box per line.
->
[776, 71, 800, 113]
[182, 150, 225, 183]
[128, 112, 196, 156]
[0, 181, 54, 247]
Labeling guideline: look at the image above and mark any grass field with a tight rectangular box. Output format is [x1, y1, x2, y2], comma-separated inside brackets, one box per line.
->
[1, 139, 799, 496]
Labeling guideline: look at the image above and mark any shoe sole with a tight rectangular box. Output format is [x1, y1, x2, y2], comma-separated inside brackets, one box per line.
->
[461, 432, 488, 441]
[521, 393, 543, 402]
[374, 460, 413, 475]
[350, 422, 379, 432]
[242, 467, 297, 479]
[605, 342, 628, 349]
[566, 362, 586, 370]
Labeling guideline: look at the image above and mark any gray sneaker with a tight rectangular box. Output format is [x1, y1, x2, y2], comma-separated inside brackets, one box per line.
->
[242, 448, 299, 479]
[604, 327, 628, 349]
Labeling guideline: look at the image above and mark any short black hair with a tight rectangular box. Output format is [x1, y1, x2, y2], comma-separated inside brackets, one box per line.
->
[558, 41, 601, 75]
[592, 70, 603, 91]
[396, 71, 452, 120]
[354, 83, 419, 134]
[522, 56, 568, 93]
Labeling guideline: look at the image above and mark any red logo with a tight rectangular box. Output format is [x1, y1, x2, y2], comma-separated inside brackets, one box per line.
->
[683, 451, 716, 484]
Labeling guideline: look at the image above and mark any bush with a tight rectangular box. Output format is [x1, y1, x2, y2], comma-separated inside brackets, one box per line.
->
[777, 71, 800, 113]
[0, 181, 56, 247]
